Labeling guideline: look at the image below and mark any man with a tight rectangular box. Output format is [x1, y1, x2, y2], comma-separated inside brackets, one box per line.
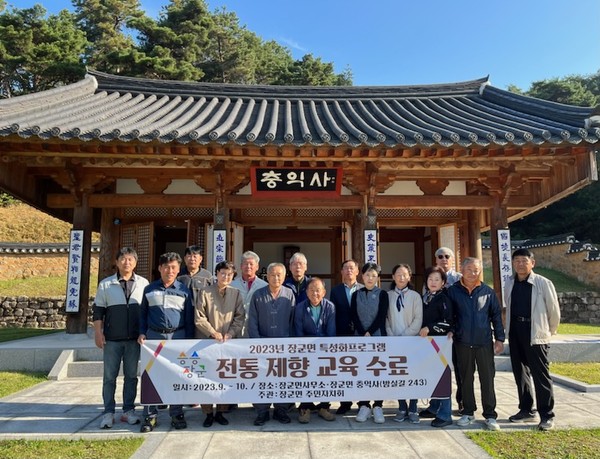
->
[229, 250, 267, 337]
[328, 259, 363, 415]
[177, 245, 213, 291]
[248, 262, 296, 426]
[283, 252, 311, 304]
[138, 252, 195, 433]
[504, 248, 560, 431]
[93, 247, 149, 429]
[447, 257, 505, 431]
[294, 277, 336, 423]
[434, 247, 462, 287]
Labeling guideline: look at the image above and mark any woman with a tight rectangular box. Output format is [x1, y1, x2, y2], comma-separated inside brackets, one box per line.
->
[386, 264, 423, 424]
[418, 266, 454, 428]
[194, 260, 246, 428]
[350, 262, 389, 424]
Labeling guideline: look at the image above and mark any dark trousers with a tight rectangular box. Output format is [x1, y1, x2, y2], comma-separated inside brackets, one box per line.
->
[509, 322, 555, 420]
[254, 403, 291, 416]
[452, 341, 463, 408]
[455, 342, 497, 419]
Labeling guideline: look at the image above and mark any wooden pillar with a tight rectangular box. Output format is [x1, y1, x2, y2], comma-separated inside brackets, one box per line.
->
[489, 195, 508, 300]
[99, 208, 118, 280]
[467, 209, 482, 262]
[66, 194, 93, 335]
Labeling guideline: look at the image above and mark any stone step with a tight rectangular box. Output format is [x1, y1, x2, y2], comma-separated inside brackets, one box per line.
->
[67, 360, 105, 378]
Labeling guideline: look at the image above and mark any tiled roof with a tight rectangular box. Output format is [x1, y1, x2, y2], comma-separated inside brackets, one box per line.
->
[0, 242, 100, 254]
[0, 70, 597, 148]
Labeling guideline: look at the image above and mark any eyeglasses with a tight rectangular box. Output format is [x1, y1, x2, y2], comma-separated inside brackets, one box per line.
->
[437, 254, 451, 259]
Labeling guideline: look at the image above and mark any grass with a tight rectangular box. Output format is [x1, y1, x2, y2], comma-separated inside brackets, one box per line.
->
[467, 428, 600, 459]
[0, 327, 62, 343]
[0, 371, 47, 398]
[0, 439, 144, 459]
[551, 362, 600, 385]
[0, 203, 100, 243]
[558, 323, 600, 335]
[483, 266, 597, 293]
[0, 274, 98, 297]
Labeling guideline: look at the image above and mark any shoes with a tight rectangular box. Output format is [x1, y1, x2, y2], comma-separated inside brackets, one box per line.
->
[203, 413, 214, 428]
[509, 410, 537, 423]
[538, 418, 555, 431]
[140, 415, 157, 433]
[214, 412, 229, 425]
[318, 408, 336, 422]
[99, 413, 113, 429]
[408, 412, 420, 424]
[373, 406, 385, 424]
[157, 405, 168, 410]
[120, 410, 140, 425]
[171, 413, 187, 430]
[273, 409, 291, 424]
[456, 415, 476, 427]
[336, 403, 352, 415]
[253, 412, 269, 426]
[355, 405, 372, 422]
[484, 418, 500, 431]
[298, 409, 311, 424]
[431, 417, 453, 428]
[419, 409, 436, 419]
[393, 410, 407, 423]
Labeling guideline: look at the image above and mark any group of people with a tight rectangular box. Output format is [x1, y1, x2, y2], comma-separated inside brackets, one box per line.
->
[92, 244, 560, 433]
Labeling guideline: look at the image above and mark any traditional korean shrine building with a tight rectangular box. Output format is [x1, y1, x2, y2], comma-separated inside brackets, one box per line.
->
[0, 70, 597, 332]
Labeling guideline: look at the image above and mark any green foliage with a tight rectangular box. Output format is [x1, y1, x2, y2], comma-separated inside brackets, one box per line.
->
[551, 362, 600, 385]
[0, 439, 144, 459]
[467, 429, 600, 459]
[0, 6, 87, 98]
[0, 274, 98, 297]
[0, 371, 47, 397]
[0, 192, 18, 206]
[557, 323, 600, 334]
[482, 266, 597, 293]
[0, 328, 62, 343]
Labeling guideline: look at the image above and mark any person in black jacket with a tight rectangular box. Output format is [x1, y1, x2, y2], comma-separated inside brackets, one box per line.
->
[418, 266, 454, 427]
[93, 247, 149, 429]
[329, 259, 363, 414]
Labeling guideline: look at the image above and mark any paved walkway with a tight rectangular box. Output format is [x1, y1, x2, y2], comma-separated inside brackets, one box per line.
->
[1, 333, 600, 458]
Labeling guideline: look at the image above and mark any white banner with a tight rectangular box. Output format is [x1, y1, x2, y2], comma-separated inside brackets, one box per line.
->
[140, 336, 452, 405]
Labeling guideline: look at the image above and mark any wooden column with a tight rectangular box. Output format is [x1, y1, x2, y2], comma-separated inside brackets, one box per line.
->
[99, 208, 118, 279]
[489, 195, 508, 300]
[467, 209, 482, 262]
[66, 193, 93, 334]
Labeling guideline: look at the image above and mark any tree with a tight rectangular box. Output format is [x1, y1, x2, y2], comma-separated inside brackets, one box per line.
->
[509, 71, 600, 242]
[0, 5, 87, 98]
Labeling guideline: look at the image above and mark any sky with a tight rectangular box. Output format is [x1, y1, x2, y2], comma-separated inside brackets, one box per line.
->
[6, 0, 600, 90]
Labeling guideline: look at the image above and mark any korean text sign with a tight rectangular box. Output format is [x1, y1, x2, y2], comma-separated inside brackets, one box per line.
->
[250, 167, 342, 198]
[140, 336, 452, 405]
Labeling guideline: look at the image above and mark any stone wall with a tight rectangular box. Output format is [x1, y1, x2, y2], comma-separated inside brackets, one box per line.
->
[482, 242, 600, 291]
[0, 253, 99, 280]
[0, 297, 93, 328]
[1, 292, 599, 328]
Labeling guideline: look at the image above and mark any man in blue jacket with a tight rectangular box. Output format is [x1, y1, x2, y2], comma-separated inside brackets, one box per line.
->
[137, 252, 195, 433]
[447, 257, 505, 431]
[93, 247, 149, 429]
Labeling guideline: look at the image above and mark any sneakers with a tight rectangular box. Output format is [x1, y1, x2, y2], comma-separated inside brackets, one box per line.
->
[120, 410, 140, 425]
[419, 409, 437, 419]
[355, 405, 372, 422]
[509, 410, 537, 423]
[538, 418, 555, 431]
[393, 410, 407, 423]
[298, 409, 311, 424]
[373, 406, 385, 424]
[99, 413, 113, 429]
[140, 415, 157, 433]
[456, 415, 476, 427]
[408, 412, 420, 424]
[170, 413, 187, 429]
[431, 417, 453, 428]
[318, 408, 336, 422]
[484, 418, 500, 431]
